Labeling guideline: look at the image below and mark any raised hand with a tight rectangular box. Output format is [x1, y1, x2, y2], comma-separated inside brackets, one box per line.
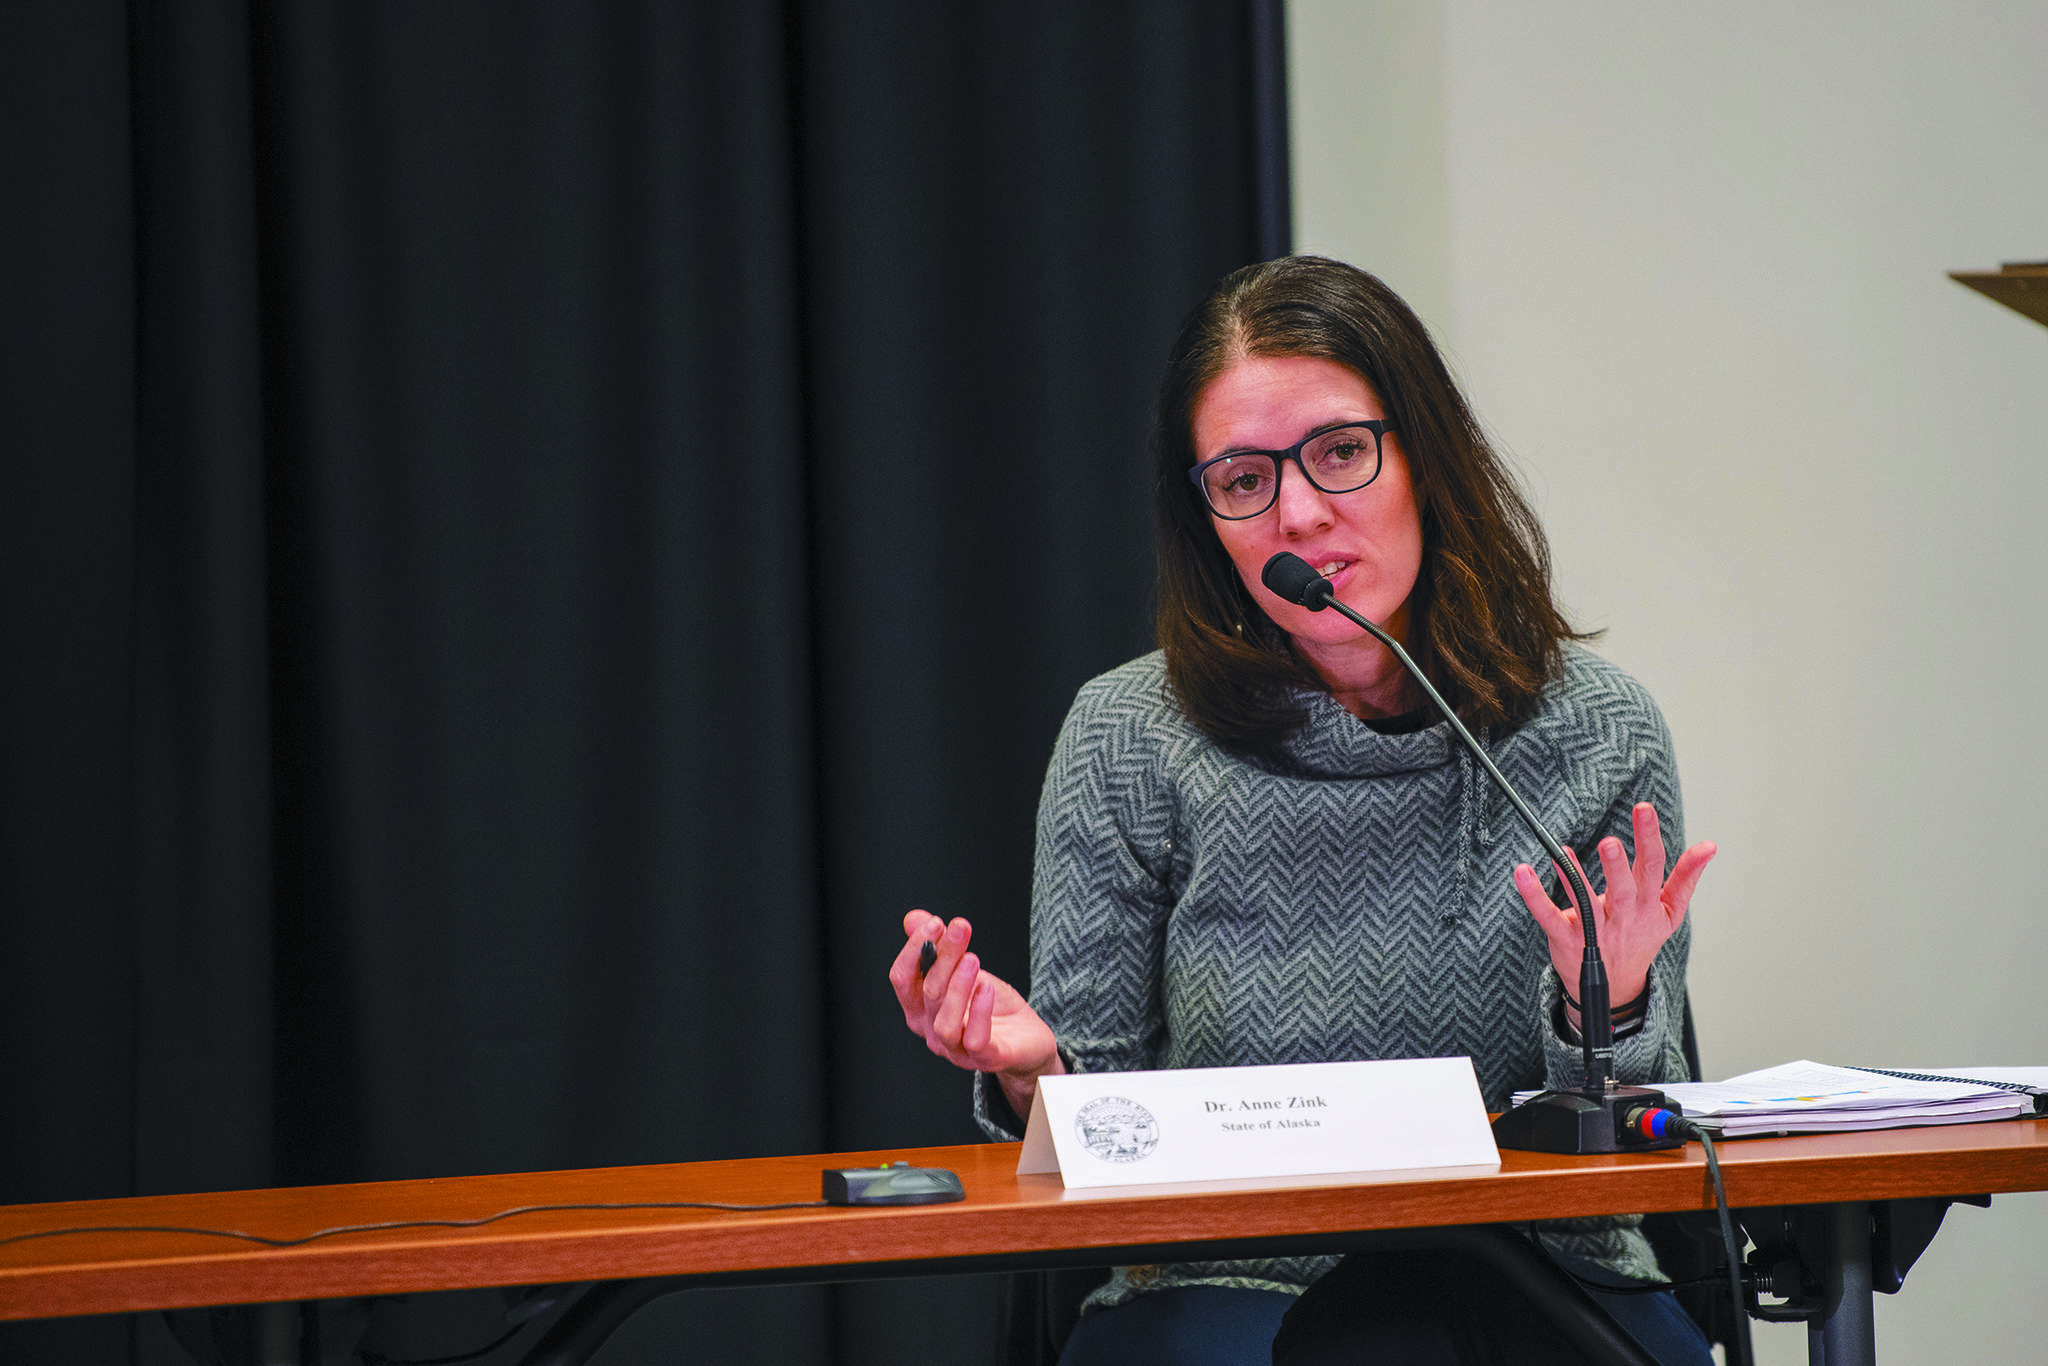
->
[1511, 802, 1715, 1012]
[889, 910, 1063, 1115]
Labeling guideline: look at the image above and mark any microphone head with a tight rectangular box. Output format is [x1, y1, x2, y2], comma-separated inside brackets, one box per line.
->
[1261, 552, 1333, 610]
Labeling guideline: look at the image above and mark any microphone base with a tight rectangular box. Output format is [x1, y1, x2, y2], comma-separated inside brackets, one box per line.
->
[1492, 1086, 1687, 1154]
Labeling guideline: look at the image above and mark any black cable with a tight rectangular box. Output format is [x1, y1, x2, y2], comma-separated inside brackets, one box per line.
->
[1691, 1125, 1754, 1366]
[1525, 1110, 1755, 1366]
[0, 1199, 831, 1251]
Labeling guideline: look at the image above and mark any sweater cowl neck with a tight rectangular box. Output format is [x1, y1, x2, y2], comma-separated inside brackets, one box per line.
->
[1277, 689, 1458, 779]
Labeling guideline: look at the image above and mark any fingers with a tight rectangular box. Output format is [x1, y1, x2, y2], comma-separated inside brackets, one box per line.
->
[893, 912, 962, 1035]
[901, 908, 935, 937]
[1630, 803, 1667, 897]
[1555, 848, 1596, 912]
[1596, 835, 1634, 922]
[1514, 864, 1578, 942]
[1511, 813, 1715, 1010]
[1518, 861, 1592, 993]
[1661, 841, 1718, 920]
[890, 910, 1039, 1076]
[920, 917, 973, 1012]
[889, 914, 945, 1027]
[934, 956, 1021, 1071]
[927, 950, 981, 1059]
[962, 973, 998, 1054]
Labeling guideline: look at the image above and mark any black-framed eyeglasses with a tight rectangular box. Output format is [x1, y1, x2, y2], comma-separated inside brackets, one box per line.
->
[1186, 420, 1396, 520]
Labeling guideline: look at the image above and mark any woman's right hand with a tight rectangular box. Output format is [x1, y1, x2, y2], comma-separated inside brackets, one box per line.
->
[890, 910, 1063, 1116]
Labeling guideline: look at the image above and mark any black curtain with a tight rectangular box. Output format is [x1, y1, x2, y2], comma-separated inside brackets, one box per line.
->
[0, 3, 1281, 1362]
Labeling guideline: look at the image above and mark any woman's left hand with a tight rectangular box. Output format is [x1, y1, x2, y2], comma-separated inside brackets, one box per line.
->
[1511, 801, 1715, 1014]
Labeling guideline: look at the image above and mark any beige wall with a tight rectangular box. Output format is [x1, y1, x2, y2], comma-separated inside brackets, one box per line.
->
[1290, 2, 2048, 1361]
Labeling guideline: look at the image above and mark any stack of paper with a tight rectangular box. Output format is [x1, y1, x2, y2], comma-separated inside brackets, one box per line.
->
[1515, 1060, 2039, 1137]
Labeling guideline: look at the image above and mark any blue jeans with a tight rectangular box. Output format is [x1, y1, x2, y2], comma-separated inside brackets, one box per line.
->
[1057, 1253, 1713, 1366]
[1058, 1286, 1295, 1366]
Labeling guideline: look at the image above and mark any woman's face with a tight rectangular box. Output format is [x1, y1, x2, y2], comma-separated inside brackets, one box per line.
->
[1192, 354, 1425, 665]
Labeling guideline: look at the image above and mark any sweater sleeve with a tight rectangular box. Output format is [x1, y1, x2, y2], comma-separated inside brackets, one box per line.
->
[973, 668, 1179, 1141]
[1537, 673, 1694, 1094]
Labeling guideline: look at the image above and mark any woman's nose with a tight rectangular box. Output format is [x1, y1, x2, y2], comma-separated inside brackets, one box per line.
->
[1272, 457, 1335, 536]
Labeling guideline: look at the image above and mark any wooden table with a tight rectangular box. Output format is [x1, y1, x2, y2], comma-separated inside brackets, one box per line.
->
[5, 1118, 2046, 1364]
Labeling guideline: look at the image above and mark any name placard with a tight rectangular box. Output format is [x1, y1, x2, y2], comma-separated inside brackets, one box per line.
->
[1018, 1057, 1499, 1188]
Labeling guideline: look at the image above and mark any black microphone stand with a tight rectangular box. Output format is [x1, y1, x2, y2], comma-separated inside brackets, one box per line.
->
[1260, 553, 1680, 1154]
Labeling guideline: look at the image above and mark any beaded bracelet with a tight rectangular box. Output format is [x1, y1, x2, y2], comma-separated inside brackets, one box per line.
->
[1561, 984, 1649, 1021]
[1553, 995, 1649, 1046]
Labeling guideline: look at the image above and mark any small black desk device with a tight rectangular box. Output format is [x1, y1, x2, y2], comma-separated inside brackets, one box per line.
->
[822, 1162, 966, 1205]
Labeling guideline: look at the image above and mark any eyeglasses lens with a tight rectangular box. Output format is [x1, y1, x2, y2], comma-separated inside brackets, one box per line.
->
[1301, 427, 1381, 493]
[1198, 426, 1382, 518]
[1200, 455, 1280, 518]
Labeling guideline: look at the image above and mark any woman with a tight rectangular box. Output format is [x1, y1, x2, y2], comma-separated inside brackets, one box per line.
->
[887, 257, 1716, 1365]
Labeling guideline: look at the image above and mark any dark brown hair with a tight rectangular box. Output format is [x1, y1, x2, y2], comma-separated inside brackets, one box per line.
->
[1154, 255, 1591, 755]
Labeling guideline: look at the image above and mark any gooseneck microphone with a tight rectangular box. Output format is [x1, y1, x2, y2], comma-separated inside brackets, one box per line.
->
[1259, 551, 1676, 1155]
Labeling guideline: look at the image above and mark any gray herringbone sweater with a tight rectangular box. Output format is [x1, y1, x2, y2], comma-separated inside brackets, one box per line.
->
[974, 644, 1691, 1311]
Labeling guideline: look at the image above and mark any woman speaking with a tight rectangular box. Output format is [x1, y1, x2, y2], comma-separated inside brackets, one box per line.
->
[887, 257, 1716, 1365]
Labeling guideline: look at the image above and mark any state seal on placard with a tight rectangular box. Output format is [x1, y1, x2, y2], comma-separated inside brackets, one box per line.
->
[1074, 1095, 1159, 1163]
